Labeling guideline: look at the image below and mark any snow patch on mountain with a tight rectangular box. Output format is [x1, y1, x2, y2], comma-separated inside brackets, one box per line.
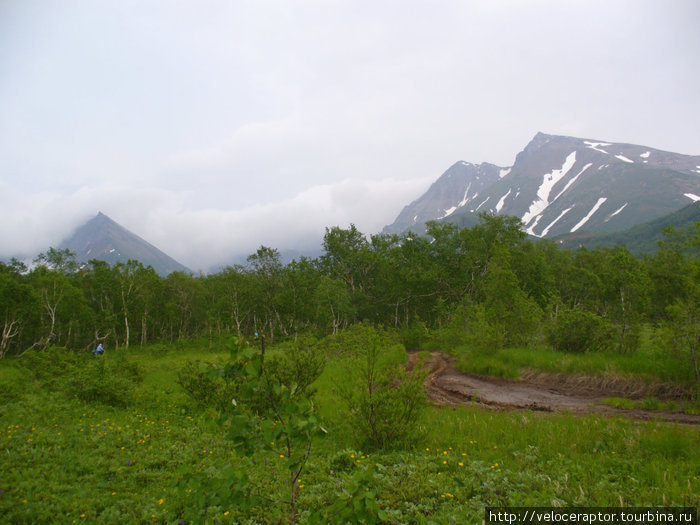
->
[640, 151, 650, 158]
[609, 202, 628, 218]
[475, 197, 490, 211]
[499, 168, 511, 178]
[615, 154, 634, 163]
[458, 182, 473, 207]
[495, 189, 512, 213]
[521, 151, 577, 225]
[525, 215, 543, 236]
[584, 141, 611, 154]
[540, 207, 573, 237]
[553, 163, 592, 202]
[571, 197, 608, 232]
[684, 193, 700, 202]
[440, 206, 458, 219]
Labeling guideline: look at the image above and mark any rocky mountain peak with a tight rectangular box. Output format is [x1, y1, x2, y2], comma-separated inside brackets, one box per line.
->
[383, 133, 700, 239]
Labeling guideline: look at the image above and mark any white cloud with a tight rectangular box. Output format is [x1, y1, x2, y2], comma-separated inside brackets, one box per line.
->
[144, 175, 434, 271]
[0, 176, 432, 271]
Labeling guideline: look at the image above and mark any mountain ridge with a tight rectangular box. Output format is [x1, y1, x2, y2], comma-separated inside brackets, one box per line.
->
[383, 132, 700, 238]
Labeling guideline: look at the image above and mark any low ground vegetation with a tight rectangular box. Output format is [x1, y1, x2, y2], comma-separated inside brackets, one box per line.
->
[0, 329, 698, 523]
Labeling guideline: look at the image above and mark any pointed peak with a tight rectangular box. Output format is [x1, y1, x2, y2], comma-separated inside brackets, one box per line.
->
[91, 212, 120, 227]
[61, 213, 191, 276]
[527, 131, 554, 147]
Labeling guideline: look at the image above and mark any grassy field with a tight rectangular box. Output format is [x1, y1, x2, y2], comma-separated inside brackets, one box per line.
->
[0, 339, 698, 523]
[451, 344, 695, 382]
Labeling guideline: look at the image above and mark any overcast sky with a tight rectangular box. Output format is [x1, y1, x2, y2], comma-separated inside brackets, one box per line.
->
[1, 0, 699, 271]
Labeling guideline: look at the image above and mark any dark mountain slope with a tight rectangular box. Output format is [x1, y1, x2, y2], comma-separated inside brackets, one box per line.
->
[60, 212, 191, 276]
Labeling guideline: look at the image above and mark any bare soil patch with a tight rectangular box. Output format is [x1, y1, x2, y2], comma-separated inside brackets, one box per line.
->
[407, 351, 700, 425]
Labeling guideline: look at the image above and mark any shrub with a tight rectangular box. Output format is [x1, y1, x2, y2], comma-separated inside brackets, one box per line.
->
[21, 347, 83, 389]
[399, 321, 429, 349]
[263, 335, 325, 401]
[176, 359, 240, 412]
[323, 322, 398, 357]
[0, 370, 25, 404]
[435, 303, 504, 353]
[177, 336, 325, 414]
[341, 328, 427, 450]
[19, 347, 143, 406]
[545, 308, 614, 353]
[64, 358, 141, 407]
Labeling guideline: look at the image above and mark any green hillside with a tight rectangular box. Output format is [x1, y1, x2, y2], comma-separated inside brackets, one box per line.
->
[553, 202, 700, 255]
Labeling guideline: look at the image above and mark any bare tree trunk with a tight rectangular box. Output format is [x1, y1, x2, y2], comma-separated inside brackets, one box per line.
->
[0, 318, 20, 358]
[141, 310, 148, 345]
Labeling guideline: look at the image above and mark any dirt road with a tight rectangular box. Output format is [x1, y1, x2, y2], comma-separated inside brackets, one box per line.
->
[407, 351, 700, 425]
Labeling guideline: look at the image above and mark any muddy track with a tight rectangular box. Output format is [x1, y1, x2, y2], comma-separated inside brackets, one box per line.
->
[407, 351, 700, 425]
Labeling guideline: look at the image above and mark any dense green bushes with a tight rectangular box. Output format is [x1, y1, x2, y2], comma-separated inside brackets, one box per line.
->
[20, 348, 143, 407]
[545, 308, 614, 353]
[175, 359, 239, 412]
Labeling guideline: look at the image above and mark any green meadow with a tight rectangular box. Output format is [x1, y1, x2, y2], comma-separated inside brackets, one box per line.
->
[1, 336, 698, 524]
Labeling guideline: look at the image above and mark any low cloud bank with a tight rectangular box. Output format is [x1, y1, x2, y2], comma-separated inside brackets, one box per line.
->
[0, 176, 432, 271]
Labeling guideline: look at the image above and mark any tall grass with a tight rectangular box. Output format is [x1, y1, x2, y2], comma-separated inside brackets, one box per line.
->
[453, 344, 695, 384]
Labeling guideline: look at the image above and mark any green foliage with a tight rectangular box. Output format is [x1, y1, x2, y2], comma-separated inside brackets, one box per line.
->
[655, 288, 699, 382]
[603, 396, 681, 412]
[309, 466, 389, 524]
[20, 347, 84, 389]
[7, 215, 698, 360]
[322, 322, 398, 357]
[545, 308, 615, 353]
[478, 244, 543, 347]
[0, 365, 25, 404]
[452, 338, 696, 385]
[264, 336, 325, 401]
[178, 337, 333, 524]
[398, 320, 429, 349]
[437, 301, 505, 353]
[176, 359, 240, 412]
[1, 341, 699, 523]
[64, 356, 142, 407]
[19, 347, 142, 407]
[34, 247, 79, 274]
[341, 328, 427, 450]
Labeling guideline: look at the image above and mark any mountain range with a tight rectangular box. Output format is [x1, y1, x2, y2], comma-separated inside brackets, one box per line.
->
[26, 133, 700, 274]
[59, 212, 191, 276]
[383, 132, 700, 239]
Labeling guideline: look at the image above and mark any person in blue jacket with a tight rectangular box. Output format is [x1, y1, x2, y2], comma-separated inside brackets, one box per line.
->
[93, 343, 104, 356]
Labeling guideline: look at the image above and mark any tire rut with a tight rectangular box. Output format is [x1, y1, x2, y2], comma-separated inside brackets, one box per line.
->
[407, 350, 700, 425]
